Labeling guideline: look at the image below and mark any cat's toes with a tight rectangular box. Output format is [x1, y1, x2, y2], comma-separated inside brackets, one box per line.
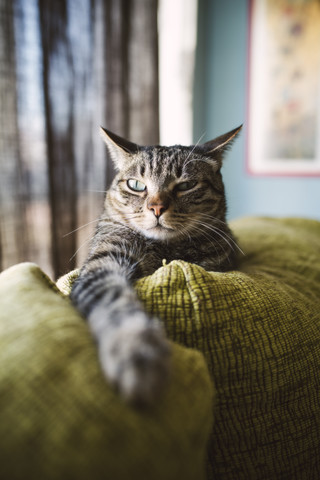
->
[99, 318, 171, 406]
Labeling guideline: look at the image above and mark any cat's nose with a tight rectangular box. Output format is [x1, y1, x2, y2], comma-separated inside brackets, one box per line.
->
[147, 202, 167, 218]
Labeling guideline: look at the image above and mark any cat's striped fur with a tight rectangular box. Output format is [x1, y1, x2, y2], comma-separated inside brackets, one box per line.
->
[70, 125, 242, 405]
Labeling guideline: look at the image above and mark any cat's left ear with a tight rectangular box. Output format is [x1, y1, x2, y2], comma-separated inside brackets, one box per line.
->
[199, 125, 242, 169]
[100, 127, 140, 170]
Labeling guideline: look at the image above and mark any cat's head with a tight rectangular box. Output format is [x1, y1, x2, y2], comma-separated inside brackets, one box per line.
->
[101, 126, 242, 241]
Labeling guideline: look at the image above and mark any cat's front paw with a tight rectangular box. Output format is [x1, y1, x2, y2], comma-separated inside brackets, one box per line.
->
[98, 315, 171, 406]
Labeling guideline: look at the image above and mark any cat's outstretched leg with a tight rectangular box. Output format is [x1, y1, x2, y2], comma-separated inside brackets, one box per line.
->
[70, 265, 171, 406]
[94, 309, 170, 406]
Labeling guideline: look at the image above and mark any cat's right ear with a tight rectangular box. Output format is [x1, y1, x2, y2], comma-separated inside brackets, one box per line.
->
[100, 127, 139, 170]
[198, 125, 242, 170]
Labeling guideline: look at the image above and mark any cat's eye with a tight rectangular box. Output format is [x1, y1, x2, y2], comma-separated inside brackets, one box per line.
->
[127, 179, 146, 192]
[176, 181, 197, 192]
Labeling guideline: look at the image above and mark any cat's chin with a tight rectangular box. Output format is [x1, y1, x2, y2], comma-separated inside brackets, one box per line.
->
[142, 225, 178, 241]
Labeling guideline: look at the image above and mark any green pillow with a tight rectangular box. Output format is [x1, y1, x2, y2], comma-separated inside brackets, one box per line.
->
[135, 217, 320, 479]
[0, 263, 213, 480]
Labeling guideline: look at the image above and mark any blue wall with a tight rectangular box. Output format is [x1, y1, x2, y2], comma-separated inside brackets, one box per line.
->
[194, 0, 320, 221]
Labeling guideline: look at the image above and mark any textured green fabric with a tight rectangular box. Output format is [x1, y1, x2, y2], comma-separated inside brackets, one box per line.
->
[1, 217, 320, 480]
[0, 263, 213, 480]
[136, 217, 320, 479]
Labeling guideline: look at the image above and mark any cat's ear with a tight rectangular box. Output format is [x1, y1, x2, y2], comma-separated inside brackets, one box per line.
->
[199, 125, 242, 169]
[100, 127, 139, 170]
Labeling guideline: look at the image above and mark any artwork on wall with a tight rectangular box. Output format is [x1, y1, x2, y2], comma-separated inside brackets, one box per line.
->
[247, 0, 320, 176]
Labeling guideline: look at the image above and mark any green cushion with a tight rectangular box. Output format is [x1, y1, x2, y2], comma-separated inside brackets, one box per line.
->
[135, 217, 320, 479]
[0, 264, 213, 480]
[1, 217, 320, 479]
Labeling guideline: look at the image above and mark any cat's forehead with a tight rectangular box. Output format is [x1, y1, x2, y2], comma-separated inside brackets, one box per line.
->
[135, 145, 204, 177]
[144, 145, 190, 162]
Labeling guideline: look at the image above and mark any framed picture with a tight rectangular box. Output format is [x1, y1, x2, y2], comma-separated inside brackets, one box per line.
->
[247, 0, 320, 176]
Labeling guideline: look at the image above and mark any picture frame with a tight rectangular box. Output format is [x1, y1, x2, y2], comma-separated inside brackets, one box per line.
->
[247, 0, 320, 176]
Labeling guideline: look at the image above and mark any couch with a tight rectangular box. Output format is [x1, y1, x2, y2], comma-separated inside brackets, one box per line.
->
[0, 217, 319, 479]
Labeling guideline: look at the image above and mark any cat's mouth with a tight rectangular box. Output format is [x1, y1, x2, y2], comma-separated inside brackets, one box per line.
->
[145, 221, 176, 239]
[152, 223, 174, 232]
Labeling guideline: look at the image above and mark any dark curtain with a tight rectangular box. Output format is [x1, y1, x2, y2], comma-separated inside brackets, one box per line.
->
[0, 0, 159, 278]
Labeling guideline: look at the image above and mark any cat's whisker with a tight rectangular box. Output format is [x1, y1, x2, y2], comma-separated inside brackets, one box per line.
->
[69, 234, 94, 263]
[104, 212, 143, 221]
[172, 212, 242, 255]
[193, 220, 236, 251]
[191, 219, 244, 255]
[196, 213, 229, 225]
[184, 132, 206, 166]
[63, 218, 99, 237]
[105, 211, 134, 217]
[206, 224, 245, 256]
[174, 222, 193, 242]
[187, 224, 220, 256]
[87, 190, 108, 194]
[170, 214, 225, 256]
[177, 212, 244, 256]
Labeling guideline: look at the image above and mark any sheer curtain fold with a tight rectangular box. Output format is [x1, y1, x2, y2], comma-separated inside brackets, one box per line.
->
[0, 0, 159, 278]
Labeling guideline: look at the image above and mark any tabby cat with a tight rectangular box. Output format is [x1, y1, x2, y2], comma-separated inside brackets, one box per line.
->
[70, 125, 242, 406]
